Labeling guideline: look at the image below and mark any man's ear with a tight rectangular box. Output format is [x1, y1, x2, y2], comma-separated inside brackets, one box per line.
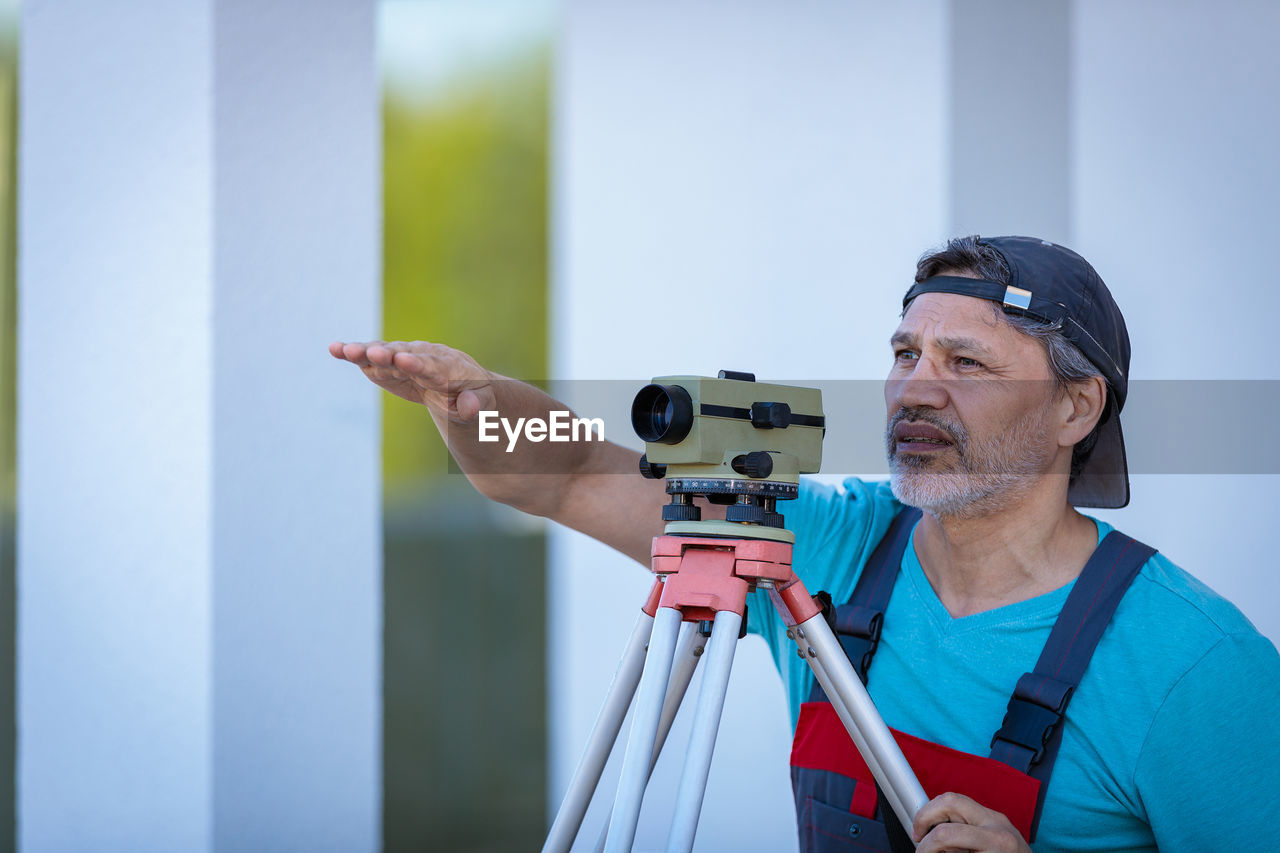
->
[1060, 375, 1107, 448]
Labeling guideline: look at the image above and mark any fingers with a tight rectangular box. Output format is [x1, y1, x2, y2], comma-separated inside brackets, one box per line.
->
[383, 344, 473, 388]
[331, 341, 367, 364]
[330, 340, 495, 417]
[391, 350, 425, 373]
[331, 340, 377, 367]
[912, 792, 990, 841]
[331, 340, 428, 370]
[366, 342, 411, 368]
[456, 388, 483, 421]
[912, 793, 1028, 853]
[915, 820, 1005, 853]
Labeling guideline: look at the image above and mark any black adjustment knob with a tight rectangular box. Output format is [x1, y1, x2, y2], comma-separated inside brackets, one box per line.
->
[639, 454, 667, 479]
[725, 504, 786, 528]
[725, 504, 769, 524]
[750, 401, 791, 429]
[662, 503, 702, 522]
[731, 451, 774, 479]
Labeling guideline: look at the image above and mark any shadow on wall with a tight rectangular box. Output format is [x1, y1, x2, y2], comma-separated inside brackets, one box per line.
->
[384, 484, 546, 853]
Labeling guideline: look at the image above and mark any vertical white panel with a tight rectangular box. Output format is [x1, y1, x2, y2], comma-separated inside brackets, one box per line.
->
[19, 1, 381, 850]
[551, 2, 948, 849]
[1074, 0, 1280, 641]
[18, 2, 214, 850]
[212, 2, 381, 850]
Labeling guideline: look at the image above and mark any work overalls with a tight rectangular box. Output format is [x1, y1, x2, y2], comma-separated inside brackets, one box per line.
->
[789, 507, 1156, 852]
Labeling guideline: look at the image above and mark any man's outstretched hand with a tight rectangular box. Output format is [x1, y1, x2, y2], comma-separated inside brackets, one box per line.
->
[329, 340, 496, 423]
[331, 337, 665, 560]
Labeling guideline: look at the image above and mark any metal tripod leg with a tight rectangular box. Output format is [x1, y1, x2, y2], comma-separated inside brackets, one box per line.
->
[665, 609, 742, 853]
[590, 621, 706, 853]
[542, 609, 655, 853]
[605, 605, 684, 853]
[805, 644, 916, 832]
[791, 612, 928, 832]
[544, 586, 707, 853]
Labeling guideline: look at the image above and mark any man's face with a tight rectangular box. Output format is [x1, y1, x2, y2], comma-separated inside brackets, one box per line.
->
[884, 292, 1064, 518]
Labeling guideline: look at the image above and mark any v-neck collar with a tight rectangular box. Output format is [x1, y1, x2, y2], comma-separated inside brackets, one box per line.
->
[900, 515, 1108, 638]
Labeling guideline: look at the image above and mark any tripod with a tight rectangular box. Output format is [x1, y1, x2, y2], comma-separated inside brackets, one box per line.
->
[542, 526, 929, 852]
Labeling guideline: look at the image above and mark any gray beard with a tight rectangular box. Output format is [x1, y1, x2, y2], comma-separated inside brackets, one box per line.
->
[886, 406, 1058, 520]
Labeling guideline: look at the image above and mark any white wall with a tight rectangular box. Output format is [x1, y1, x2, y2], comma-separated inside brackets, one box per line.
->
[1072, 0, 1280, 638]
[20, 4, 215, 847]
[551, 1, 1280, 850]
[18, 2, 381, 850]
[552, 2, 948, 850]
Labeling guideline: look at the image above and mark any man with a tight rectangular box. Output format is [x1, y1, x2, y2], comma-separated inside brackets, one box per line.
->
[332, 236, 1280, 852]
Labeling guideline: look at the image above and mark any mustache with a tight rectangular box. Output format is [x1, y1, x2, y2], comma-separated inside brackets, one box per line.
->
[886, 407, 967, 450]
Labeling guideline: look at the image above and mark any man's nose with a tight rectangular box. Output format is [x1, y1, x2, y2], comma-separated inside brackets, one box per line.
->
[888, 357, 950, 411]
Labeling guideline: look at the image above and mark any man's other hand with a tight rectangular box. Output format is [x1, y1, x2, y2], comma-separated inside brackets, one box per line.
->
[911, 792, 1031, 853]
[330, 340, 495, 424]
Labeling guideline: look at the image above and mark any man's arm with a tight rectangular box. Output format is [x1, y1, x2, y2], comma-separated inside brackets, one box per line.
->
[330, 339, 668, 564]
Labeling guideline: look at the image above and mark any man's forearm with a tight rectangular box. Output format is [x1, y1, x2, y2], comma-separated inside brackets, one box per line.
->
[426, 374, 628, 517]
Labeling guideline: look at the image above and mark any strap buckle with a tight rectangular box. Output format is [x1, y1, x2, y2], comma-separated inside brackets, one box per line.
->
[990, 674, 1075, 767]
[833, 603, 883, 685]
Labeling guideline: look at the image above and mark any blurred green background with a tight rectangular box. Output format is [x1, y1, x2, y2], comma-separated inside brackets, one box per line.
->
[0, 2, 552, 851]
[1, 4, 17, 851]
[379, 2, 552, 850]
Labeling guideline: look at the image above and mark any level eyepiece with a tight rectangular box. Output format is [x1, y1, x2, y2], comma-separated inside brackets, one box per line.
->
[631, 383, 694, 445]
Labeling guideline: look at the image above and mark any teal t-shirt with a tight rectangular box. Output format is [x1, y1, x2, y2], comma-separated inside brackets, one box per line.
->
[746, 476, 1280, 853]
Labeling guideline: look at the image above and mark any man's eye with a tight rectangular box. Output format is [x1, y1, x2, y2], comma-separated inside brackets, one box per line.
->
[957, 357, 982, 368]
[894, 350, 917, 362]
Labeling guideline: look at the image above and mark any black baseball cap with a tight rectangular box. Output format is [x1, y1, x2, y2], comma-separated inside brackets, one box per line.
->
[902, 235, 1132, 509]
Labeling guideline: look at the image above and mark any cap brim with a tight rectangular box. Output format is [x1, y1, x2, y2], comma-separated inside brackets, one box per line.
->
[1067, 405, 1130, 509]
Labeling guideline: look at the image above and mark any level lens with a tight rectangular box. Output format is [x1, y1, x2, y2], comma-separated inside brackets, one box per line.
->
[650, 398, 673, 435]
[631, 384, 694, 444]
